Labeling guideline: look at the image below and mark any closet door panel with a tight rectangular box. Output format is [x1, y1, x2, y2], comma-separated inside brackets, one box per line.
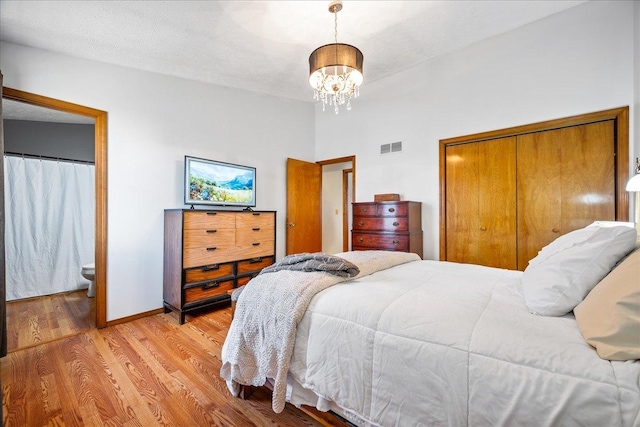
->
[445, 143, 479, 264]
[560, 121, 615, 231]
[517, 121, 616, 269]
[478, 137, 517, 269]
[517, 132, 562, 269]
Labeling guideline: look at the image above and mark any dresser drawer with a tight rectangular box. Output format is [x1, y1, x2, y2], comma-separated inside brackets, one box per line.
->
[183, 229, 236, 249]
[183, 243, 237, 268]
[236, 273, 259, 287]
[376, 203, 408, 217]
[184, 278, 234, 304]
[236, 212, 275, 228]
[353, 217, 408, 232]
[184, 262, 234, 284]
[353, 203, 377, 217]
[352, 233, 409, 251]
[236, 227, 274, 247]
[237, 256, 274, 275]
[183, 211, 236, 230]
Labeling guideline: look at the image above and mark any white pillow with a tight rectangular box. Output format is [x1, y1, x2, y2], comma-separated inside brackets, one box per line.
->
[522, 224, 638, 316]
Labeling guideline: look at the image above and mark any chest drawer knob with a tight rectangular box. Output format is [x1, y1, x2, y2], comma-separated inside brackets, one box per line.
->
[360, 208, 367, 213]
[388, 207, 395, 213]
[206, 247, 217, 251]
[252, 242, 261, 246]
[392, 240, 400, 245]
[206, 229, 217, 233]
[252, 227, 261, 231]
[393, 221, 399, 227]
[480, 226, 487, 231]
[357, 237, 363, 243]
[202, 281, 220, 290]
[358, 220, 364, 226]
[552, 228, 560, 233]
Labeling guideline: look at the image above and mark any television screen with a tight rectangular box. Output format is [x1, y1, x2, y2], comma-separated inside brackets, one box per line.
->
[184, 156, 256, 207]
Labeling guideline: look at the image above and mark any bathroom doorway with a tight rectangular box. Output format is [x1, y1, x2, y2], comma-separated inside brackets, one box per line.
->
[2, 88, 107, 351]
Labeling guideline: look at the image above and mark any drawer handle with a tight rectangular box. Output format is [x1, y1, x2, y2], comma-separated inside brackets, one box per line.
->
[252, 242, 261, 246]
[392, 240, 400, 245]
[202, 264, 220, 271]
[202, 281, 220, 290]
[480, 226, 487, 231]
[252, 227, 260, 231]
[552, 228, 560, 233]
[361, 208, 367, 213]
[206, 212, 217, 216]
[388, 207, 395, 213]
[206, 247, 217, 251]
[393, 221, 399, 226]
[357, 237, 363, 242]
[206, 229, 217, 233]
[252, 212, 261, 216]
[248, 257, 263, 264]
[358, 221, 364, 226]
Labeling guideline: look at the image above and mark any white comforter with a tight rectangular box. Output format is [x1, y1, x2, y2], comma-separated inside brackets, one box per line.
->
[287, 260, 640, 427]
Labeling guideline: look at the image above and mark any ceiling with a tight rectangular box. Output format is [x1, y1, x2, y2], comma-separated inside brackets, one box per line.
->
[1, 0, 586, 105]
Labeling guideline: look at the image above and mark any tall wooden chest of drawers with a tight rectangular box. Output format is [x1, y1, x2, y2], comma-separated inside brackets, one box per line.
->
[163, 209, 276, 324]
[352, 201, 423, 259]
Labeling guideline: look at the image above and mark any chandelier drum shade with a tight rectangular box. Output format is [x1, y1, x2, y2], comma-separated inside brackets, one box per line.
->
[309, 0, 364, 113]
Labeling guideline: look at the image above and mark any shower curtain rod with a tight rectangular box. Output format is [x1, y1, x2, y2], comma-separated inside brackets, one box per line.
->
[4, 151, 95, 165]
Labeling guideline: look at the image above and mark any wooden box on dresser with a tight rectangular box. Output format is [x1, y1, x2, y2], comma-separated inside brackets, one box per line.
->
[352, 201, 423, 259]
[163, 209, 276, 324]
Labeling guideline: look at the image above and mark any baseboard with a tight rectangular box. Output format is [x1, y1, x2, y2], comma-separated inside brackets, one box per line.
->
[105, 308, 165, 327]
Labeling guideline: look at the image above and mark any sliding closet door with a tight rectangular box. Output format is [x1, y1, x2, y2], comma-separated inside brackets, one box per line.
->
[517, 121, 615, 269]
[445, 137, 517, 269]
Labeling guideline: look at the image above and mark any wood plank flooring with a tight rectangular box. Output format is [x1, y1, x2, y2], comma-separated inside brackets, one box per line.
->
[2, 306, 321, 426]
[6, 290, 95, 352]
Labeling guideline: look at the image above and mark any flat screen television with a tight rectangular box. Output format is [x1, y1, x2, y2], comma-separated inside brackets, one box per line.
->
[184, 156, 256, 208]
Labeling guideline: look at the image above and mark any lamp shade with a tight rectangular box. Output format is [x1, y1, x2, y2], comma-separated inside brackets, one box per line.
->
[626, 174, 640, 191]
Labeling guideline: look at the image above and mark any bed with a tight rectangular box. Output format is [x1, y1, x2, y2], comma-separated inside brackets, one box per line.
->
[221, 225, 640, 427]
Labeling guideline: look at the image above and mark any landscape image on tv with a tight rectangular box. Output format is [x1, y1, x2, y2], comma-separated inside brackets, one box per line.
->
[187, 158, 255, 206]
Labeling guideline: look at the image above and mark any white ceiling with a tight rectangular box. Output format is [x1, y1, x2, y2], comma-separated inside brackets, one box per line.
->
[1, 0, 586, 104]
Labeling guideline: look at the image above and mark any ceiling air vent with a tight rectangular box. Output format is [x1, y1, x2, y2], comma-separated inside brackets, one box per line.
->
[380, 141, 402, 155]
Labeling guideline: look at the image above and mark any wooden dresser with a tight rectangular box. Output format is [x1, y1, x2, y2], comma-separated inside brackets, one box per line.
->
[352, 201, 423, 259]
[163, 209, 276, 324]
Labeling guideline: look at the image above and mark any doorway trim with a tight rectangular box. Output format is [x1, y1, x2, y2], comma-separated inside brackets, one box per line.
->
[3, 87, 108, 328]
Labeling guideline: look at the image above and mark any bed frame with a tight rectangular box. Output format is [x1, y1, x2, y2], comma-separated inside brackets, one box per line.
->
[239, 383, 355, 426]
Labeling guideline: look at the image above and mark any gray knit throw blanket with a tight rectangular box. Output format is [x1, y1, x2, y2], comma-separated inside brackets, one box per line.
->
[259, 252, 360, 278]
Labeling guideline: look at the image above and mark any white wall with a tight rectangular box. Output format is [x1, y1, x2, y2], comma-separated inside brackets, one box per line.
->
[0, 41, 315, 321]
[315, 0, 637, 260]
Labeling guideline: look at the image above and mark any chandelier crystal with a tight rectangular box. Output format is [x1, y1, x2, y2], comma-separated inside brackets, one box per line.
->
[309, 0, 363, 114]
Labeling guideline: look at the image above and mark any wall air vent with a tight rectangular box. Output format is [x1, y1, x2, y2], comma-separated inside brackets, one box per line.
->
[380, 141, 402, 155]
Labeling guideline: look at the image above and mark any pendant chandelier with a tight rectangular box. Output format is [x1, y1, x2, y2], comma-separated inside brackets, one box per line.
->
[309, 0, 363, 114]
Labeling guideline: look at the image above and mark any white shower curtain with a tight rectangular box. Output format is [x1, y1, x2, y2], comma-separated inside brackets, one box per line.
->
[4, 156, 95, 301]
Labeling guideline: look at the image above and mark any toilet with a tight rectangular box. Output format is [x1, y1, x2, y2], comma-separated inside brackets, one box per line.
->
[81, 263, 96, 298]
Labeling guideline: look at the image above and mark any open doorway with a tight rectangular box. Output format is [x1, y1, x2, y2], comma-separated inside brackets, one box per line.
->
[286, 155, 355, 255]
[320, 161, 353, 253]
[2, 88, 107, 352]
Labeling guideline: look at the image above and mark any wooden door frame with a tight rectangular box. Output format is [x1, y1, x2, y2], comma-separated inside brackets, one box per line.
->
[317, 155, 356, 253]
[439, 106, 629, 260]
[2, 87, 108, 328]
[342, 168, 353, 251]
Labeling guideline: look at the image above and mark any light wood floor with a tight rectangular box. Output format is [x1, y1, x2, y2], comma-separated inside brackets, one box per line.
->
[6, 290, 95, 352]
[2, 305, 321, 426]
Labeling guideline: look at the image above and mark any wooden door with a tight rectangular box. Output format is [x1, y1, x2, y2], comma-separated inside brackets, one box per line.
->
[286, 158, 322, 254]
[478, 137, 517, 269]
[517, 121, 615, 269]
[445, 137, 517, 269]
